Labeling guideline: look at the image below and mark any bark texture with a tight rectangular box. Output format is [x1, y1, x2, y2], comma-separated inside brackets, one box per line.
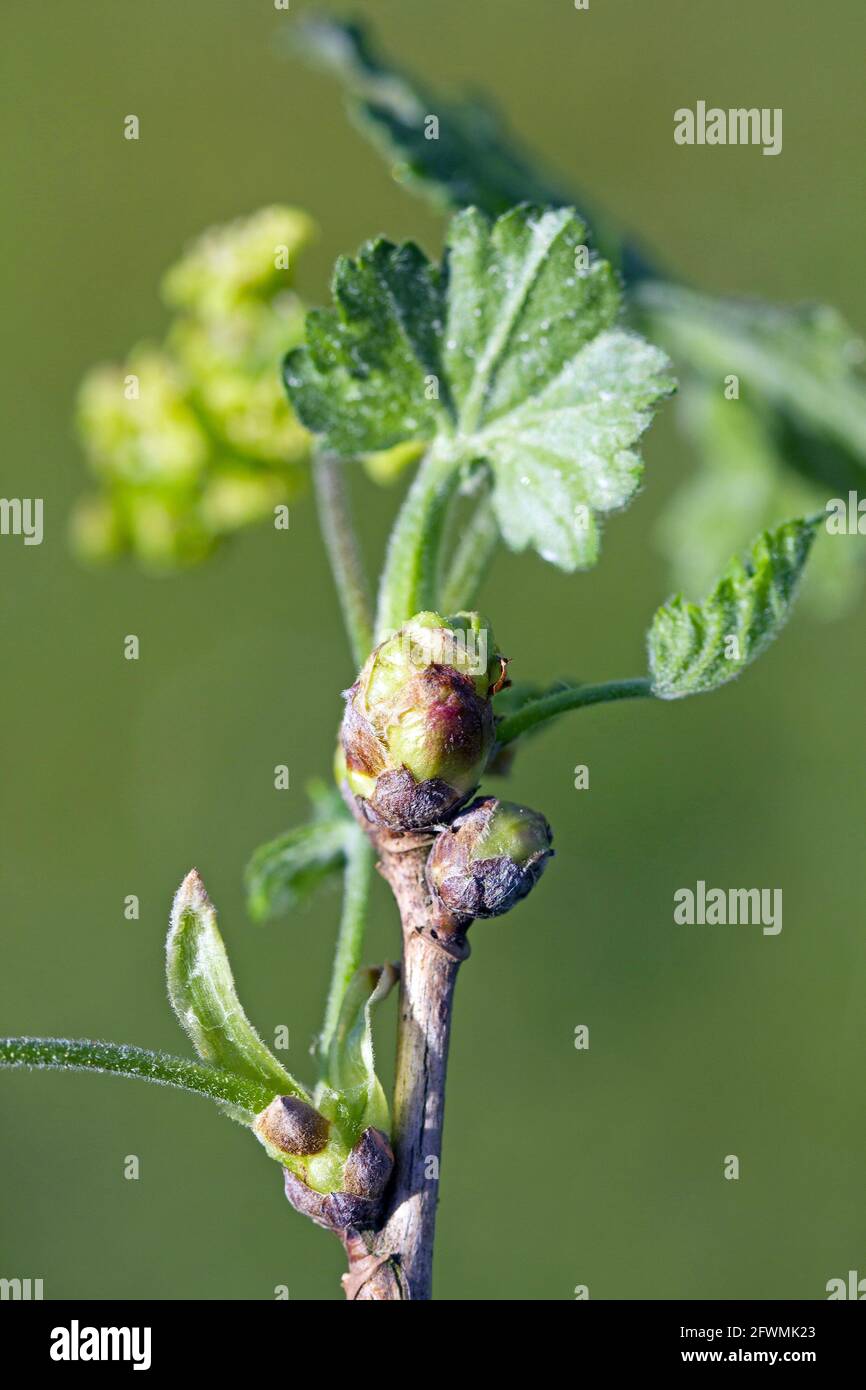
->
[341, 829, 469, 1300]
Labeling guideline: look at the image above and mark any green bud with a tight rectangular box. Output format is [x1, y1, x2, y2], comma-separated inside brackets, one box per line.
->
[340, 612, 507, 829]
[168, 301, 309, 469]
[426, 797, 553, 920]
[69, 494, 124, 566]
[72, 206, 314, 572]
[77, 349, 208, 487]
[161, 205, 316, 318]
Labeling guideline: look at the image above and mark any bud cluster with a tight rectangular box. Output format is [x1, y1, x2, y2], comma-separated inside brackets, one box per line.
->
[339, 611, 554, 924]
[340, 611, 507, 830]
[72, 206, 314, 570]
[255, 1096, 395, 1232]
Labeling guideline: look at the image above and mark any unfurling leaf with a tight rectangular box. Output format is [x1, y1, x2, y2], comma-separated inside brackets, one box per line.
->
[648, 517, 820, 699]
[284, 204, 673, 571]
[324, 963, 398, 1137]
[167, 869, 307, 1100]
[245, 781, 352, 921]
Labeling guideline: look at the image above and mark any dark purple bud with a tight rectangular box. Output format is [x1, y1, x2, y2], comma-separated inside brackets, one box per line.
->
[426, 797, 553, 920]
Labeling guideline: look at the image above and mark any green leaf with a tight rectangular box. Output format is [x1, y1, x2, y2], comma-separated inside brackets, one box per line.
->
[291, 18, 569, 216]
[324, 963, 398, 1138]
[291, 17, 866, 591]
[648, 517, 821, 700]
[318, 824, 375, 1067]
[0, 1037, 273, 1120]
[638, 283, 866, 485]
[167, 870, 307, 1100]
[289, 17, 647, 283]
[655, 380, 865, 618]
[245, 782, 352, 922]
[285, 204, 673, 572]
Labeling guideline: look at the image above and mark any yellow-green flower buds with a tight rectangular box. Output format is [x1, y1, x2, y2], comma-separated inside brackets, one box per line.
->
[162, 205, 316, 319]
[72, 207, 314, 571]
[426, 797, 553, 920]
[340, 612, 507, 829]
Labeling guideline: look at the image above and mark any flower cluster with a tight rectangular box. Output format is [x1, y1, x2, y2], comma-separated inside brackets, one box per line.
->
[72, 207, 315, 569]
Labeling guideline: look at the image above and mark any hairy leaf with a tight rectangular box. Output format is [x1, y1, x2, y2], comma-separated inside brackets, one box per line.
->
[167, 870, 307, 1099]
[648, 517, 820, 699]
[639, 283, 866, 484]
[245, 782, 352, 922]
[292, 18, 567, 213]
[324, 963, 398, 1137]
[285, 204, 673, 571]
[656, 380, 865, 616]
[290, 17, 650, 283]
[290, 18, 866, 616]
[0, 1036, 273, 1119]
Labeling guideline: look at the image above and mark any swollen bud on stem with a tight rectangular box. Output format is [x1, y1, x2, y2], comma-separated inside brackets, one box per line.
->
[254, 1095, 331, 1157]
[340, 612, 507, 830]
[426, 797, 553, 920]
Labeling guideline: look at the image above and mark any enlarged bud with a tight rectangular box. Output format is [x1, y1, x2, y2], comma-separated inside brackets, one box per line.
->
[255, 1095, 330, 1157]
[342, 1127, 394, 1199]
[281, 1129, 395, 1234]
[426, 797, 553, 920]
[340, 612, 507, 830]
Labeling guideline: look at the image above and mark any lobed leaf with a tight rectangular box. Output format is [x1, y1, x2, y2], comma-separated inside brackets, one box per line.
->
[285, 204, 673, 572]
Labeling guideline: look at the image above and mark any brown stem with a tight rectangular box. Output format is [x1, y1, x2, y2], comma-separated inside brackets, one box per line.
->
[341, 829, 469, 1301]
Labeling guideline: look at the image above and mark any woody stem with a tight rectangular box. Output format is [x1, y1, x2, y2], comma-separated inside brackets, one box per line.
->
[342, 835, 468, 1300]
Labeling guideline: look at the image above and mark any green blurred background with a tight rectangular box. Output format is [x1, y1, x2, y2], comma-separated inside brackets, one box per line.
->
[1, 0, 864, 1301]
